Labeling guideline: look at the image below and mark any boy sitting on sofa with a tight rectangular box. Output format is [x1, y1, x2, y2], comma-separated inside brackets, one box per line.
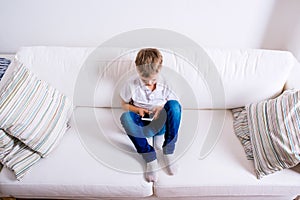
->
[120, 48, 182, 182]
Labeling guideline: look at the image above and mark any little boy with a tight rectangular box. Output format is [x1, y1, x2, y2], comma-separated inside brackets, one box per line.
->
[120, 48, 181, 182]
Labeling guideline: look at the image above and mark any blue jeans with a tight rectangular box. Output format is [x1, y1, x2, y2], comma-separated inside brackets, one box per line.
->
[120, 100, 181, 162]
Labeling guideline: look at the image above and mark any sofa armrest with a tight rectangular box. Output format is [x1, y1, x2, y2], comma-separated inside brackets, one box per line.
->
[0, 54, 15, 60]
[285, 59, 300, 90]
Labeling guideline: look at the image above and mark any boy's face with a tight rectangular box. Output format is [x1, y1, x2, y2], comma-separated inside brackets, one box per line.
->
[139, 73, 158, 86]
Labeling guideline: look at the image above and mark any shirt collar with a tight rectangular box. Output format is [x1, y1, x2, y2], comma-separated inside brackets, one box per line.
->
[138, 75, 163, 91]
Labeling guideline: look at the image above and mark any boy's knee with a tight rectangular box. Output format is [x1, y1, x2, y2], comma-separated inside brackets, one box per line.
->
[165, 100, 181, 113]
[120, 112, 132, 124]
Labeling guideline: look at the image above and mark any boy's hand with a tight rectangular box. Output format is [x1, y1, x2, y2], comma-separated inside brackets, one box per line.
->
[138, 108, 149, 117]
[152, 106, 163, 120]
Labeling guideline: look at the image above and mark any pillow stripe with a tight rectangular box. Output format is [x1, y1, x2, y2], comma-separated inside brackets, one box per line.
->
[0, 129, 41, 180]
[2, 74, 42, 127]
[0, 129, 14, 160]
[11, 87, 57, 138]
[11, 83, 48, 134]
[274, 99, 293, 166]
[28, 94, 69, 155]
[0, 68, 29, 111]
[6, 141, 41, 180]
[1, 73, 39, 129]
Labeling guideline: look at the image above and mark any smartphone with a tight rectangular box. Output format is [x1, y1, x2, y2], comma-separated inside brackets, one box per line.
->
[141, 113, 155, 121]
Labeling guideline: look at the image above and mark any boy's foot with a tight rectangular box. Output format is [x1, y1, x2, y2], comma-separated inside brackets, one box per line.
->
[145, 159, 159, 182]
[163, 154, 178, 175]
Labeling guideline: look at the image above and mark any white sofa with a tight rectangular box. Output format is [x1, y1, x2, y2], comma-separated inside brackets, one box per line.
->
[1, 46, 300, 200]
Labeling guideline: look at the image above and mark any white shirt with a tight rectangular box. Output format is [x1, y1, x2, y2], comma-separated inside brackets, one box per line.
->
[120, 75, 178, 110]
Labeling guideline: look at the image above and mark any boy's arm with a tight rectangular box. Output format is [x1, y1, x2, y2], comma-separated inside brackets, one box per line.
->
[121, 99, 149, 117]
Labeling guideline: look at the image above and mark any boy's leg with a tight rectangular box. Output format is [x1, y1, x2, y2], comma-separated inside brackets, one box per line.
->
[153, 134, 164, 150]
[120, 111, 158, 182]
[152, 124, 166, 151]
[162, 100, 181, 175]
[127, 134, 159, 182]
[163, 100, 181, 154]
[120, 111, 157, 162]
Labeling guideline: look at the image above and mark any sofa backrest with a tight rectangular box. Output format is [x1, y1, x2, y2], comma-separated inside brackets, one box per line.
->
[15, 46, 93, 99]
[206, 48, 297, 107]
[15, 46, 298, 109]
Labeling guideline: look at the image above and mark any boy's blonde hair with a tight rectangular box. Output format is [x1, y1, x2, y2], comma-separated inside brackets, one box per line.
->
[135, 48, 163, 78]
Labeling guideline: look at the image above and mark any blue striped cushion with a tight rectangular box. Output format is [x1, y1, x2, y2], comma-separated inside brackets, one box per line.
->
[233, 89, 300, 179]
[0, 59, 72, 179]
[0, 58, 11, 81]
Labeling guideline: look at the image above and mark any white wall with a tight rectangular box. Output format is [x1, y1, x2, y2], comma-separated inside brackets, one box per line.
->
[260, 0, 300, 60]
[0, 0, 299, 60]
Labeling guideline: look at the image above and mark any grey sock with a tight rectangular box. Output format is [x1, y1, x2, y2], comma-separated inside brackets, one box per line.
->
[145, 159, 159, 182]
[163, 154, 178, 175]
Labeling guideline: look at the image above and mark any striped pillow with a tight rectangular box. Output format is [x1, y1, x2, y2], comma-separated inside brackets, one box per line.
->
[0, 58, 11, 81]
[247, 89, 300, 179]
[0, 59, 72, 179]
[232, 107, 253, 160]
[0, 130, 41, 179]
[233, 89, 300, 179]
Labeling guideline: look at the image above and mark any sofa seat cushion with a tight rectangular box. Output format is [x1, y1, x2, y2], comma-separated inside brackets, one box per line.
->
[0, 107, 152, 199]
[154, 110, 300, 198]
[1, 108, 300, 199]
